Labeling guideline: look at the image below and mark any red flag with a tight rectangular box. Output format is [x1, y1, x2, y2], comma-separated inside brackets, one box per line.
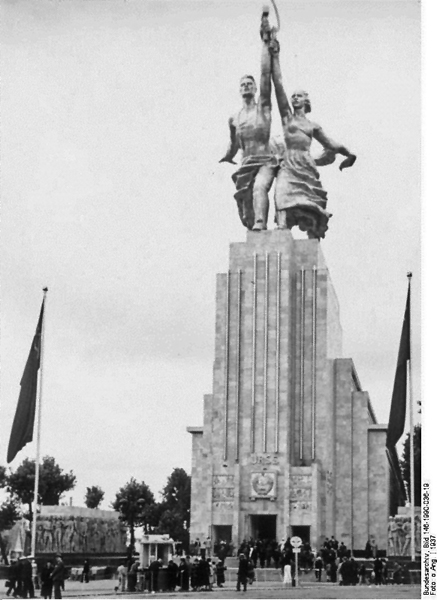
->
[386, 283, 411, 449]
[7, 300, 45, 463]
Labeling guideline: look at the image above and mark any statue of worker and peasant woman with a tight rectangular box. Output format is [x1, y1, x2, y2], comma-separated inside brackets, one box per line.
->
[220, 3, 356, 240]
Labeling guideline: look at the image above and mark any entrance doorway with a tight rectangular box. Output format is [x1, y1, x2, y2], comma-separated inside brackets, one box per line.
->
[250, 515, 277, 541]
[291, 525, 310, 544]
[213, 525, 232, 555]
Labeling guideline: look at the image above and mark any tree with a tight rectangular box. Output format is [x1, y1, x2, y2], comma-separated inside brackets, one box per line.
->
[0, 499, 21, 564]
[7, 456, 76, 517]
[161, 468, 191, 519]
[85, 485, 105, 509]
[156, 468, 191, 550]
[400, 424, 421, 506]
[112, 478, 155, 556]
[0, 465, 7, 488]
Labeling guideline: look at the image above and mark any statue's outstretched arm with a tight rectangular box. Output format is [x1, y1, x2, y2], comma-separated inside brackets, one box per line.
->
[259, 39, 272, 110]
[313, 124, 356, 170]
[314, 149, 336, 167]
[219, 117, 239, 164]
[271, 44, 291, 121]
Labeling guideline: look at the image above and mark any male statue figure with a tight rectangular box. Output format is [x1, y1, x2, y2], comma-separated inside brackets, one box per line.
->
[220, 8, 279, 231]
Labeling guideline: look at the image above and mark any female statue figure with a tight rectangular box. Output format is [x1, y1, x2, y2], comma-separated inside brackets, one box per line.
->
[270, 39, 356, 239]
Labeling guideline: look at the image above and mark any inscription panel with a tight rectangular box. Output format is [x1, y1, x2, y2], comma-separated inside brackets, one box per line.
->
[290, 488, 311, 501]
[290, 474, 311, 487]
[212, 475, 235, 487]
[213, 501, 234, 511]
[290, 501, 312, 511]
[212, 488, 234, 501]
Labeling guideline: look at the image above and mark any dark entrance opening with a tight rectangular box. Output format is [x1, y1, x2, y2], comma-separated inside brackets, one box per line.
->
[291, 525, 310, 544]
[213, 525, 232, 555]
[251, 515, 277, 541]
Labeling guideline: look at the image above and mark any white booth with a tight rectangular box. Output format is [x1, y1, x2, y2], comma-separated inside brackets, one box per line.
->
[139, 534, 175, 568]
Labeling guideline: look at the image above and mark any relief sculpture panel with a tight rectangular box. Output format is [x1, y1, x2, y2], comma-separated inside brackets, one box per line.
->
[35, 508, 127, 554]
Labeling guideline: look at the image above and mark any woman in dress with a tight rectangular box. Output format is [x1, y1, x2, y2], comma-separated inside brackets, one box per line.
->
[269, 40, 356, 239]
[282, 555, 293, 588]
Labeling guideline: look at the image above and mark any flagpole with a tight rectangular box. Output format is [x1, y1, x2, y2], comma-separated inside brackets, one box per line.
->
[407, 272, 415, 561]
[31, 287, 48, 557]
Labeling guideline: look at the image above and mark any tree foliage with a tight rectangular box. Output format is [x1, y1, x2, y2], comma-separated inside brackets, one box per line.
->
[400, 423, 421, 506]
[161, 468, 191, 518]
[112, 478, 155, 521]
[112, 478, 155, 555]
[111, 471, 192, 552]
[7, 456, 76, 515]
[0, 465, 7, 489]
[155, 468, 191, 550]
[0, 500, 20, 533]
[0, 476, 21, 565]
[85, 485, 105, 509]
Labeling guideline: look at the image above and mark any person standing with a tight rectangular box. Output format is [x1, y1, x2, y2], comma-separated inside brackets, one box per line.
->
[149, 558, 162, 594]
[6, 559, 18, 597]
[314, 553, 323, 582]
[236, 553, 249, 592]
[216, 560, 227, 588]
[81, 559, 90, 583]
[178, 557, 189, 591]
[128, 557, 139, 592]
[204, 536, 212, 559]
[17, 555, 34, 599]
[51, 554, 65, 600]
[167, 559, 178, 591]
[358, 562, 367, 585]
[40, 560, 54, 599]
[373, 556, 384, 586]
[282, 556, 292, 588]
[116, 562, 127, 592]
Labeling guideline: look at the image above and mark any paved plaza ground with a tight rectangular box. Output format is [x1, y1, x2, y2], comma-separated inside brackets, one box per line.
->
[7, 579, 419, 600]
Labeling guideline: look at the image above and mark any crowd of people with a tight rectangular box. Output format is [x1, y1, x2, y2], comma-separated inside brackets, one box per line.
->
[237, 537, 316, 570]
[5, 535, 412, 595]
[117, 554, 227, 593]
[5, 553, 66, 599]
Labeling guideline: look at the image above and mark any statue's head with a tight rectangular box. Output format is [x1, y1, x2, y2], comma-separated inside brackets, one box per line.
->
[291, 89, 311, 113]
[240, 75, 257, 99]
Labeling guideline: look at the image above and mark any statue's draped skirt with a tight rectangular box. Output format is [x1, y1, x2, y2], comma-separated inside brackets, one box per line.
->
[275, 149, 332, 239]
[275, 149, 327, 209]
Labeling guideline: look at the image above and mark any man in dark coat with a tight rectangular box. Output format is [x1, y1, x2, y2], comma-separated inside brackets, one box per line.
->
[374, 556, 384, 585]
[178, 558, 190, 591]
[81, 559, 90, 583]
[149, 558, 162, 593]
[314, 553, 323, 581]
[6, 559, 18, 597]
[216, 560, 227, 587]
[51, 554, 65, 599]
[128, 558, 139, 592]
[40, 560, 54, 599]
[236, 553, 249, 592]
[167, 559, 178, 591]
[17, 555, 34, 599]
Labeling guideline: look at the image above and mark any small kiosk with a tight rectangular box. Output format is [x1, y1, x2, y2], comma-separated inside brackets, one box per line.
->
[139, 534, 175, 568]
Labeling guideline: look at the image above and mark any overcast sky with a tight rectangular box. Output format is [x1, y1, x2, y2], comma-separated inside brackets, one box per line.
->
[0, 0, 426, 511]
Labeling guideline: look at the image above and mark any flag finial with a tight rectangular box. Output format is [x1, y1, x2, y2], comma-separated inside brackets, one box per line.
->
[407, 272, 412, 279]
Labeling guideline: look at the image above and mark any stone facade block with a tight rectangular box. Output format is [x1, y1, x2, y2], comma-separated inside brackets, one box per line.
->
[188, 231, 390, 553]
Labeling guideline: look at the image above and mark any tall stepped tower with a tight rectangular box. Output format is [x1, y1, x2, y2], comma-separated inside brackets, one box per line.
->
[188, 230, 394, 552]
